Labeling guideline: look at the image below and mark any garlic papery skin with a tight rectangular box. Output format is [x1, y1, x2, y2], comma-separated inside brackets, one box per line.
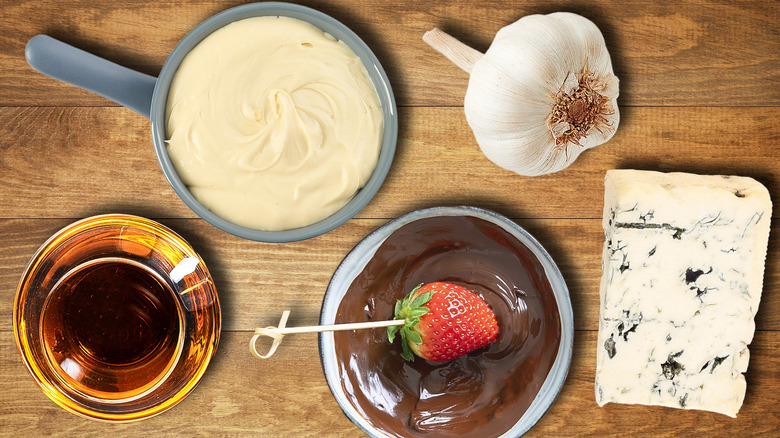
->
[423, 12, 619, 176]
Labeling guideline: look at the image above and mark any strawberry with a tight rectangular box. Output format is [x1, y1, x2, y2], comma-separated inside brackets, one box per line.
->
[387, 282, 499, 362]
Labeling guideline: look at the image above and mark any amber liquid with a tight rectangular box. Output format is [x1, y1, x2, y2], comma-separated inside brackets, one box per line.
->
[41, 258, 183, 401]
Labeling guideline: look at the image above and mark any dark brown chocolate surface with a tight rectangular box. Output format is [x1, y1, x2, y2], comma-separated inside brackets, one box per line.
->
[333, 215, 561, 437]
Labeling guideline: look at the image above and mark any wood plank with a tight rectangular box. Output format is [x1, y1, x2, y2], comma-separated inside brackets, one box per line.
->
[0, 330, 361, 436]
[0, 106, 777, 221]
[0, 107, 186, 219]
[1, 329, 777, 436]
[1, 1, 777, 436]
[0, 0, 777, 108]
[2, 218, 778, 333]
[535, 330, 780, 436]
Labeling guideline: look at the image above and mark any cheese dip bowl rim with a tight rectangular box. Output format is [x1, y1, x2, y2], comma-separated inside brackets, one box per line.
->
[318, 206, 574, 437]
[150, 2, 397, 243]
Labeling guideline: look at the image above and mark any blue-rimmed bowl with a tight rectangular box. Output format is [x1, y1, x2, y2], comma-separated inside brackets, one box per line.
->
[319, 206, 574, 437]
[26, 2, 397, 242]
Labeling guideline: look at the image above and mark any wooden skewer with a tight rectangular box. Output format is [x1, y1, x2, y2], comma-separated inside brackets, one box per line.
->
[250, 310, 405, 359]
[266, 319, 406, 335]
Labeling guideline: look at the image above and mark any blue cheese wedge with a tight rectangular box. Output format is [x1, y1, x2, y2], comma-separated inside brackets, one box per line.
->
[595, 169, 772, 417]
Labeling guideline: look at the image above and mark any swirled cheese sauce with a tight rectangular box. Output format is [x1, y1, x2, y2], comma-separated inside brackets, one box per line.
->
[165, 16, 383, 231]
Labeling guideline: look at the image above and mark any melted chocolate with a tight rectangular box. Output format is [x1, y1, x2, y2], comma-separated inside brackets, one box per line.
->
[334, 215, 561, 437]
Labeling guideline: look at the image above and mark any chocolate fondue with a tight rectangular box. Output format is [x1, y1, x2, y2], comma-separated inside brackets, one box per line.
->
[333, 214, 562, 437]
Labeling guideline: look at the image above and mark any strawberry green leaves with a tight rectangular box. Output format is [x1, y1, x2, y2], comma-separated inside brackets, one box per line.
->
[388, 282, 499, 362]
[388, 284, 432, 361]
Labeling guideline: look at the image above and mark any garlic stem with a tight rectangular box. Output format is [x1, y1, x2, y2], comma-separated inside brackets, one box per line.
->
[423, 28, 483, 74]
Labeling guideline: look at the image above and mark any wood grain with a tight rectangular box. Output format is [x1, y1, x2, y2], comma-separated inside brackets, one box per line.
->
[0, 0, 777, 436]
[0, 0, 777, 107]
[0, 331, 361, 436]
[0, 106, 777, 220]
[536, 330, 780, 437]
[2, 330, 777, 436]
[1, 217, 778, 333]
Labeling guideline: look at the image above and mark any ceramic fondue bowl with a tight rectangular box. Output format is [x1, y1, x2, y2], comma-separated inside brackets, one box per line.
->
[319, 206, 574, 437]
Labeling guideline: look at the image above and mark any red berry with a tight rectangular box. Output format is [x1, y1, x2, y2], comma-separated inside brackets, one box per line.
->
[387, 282, 499, 362]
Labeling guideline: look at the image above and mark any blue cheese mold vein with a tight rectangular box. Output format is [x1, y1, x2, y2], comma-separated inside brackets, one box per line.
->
[594, 169, 772, 418]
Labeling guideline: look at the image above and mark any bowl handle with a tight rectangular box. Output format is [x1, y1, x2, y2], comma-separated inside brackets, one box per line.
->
[25, 35, 157, 119]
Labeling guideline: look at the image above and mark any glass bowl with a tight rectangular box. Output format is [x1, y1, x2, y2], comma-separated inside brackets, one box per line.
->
[13, 214, 220, 421]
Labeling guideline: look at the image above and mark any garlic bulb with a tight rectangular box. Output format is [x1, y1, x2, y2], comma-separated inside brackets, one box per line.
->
[423, 12, 619, 176]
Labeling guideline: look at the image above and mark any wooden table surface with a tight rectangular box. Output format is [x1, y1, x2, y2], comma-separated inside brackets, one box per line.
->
[1, 0, 777, 436]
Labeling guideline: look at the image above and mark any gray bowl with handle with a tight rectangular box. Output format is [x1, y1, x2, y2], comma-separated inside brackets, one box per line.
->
[25, 1, 397, 243]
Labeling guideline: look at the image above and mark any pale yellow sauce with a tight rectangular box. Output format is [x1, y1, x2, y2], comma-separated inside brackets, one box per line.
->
[166, 16, 383, 231]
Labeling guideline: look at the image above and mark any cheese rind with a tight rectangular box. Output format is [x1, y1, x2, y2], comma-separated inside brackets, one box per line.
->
[595, 169, 772, 417]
